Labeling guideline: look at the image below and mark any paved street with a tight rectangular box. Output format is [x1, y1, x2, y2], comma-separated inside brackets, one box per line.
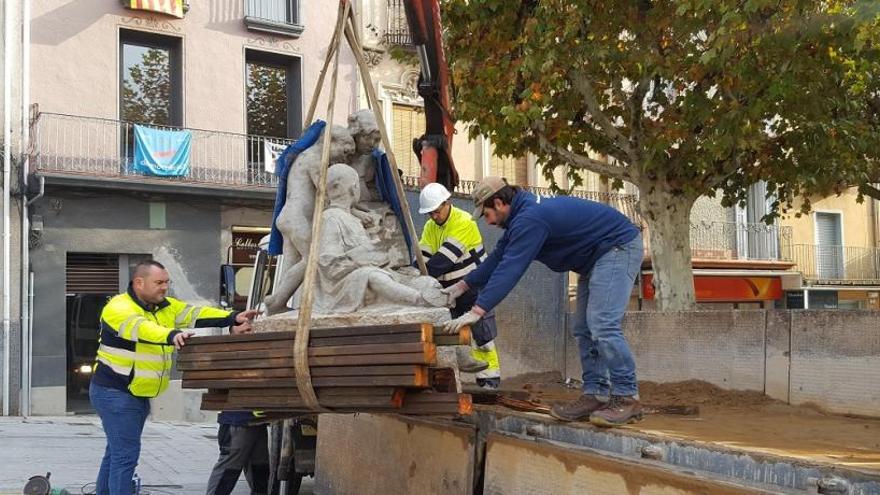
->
[0, 416, 314, 495]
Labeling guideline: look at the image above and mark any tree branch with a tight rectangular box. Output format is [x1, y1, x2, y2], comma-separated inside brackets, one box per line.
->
[535, 131, 631, 180]
[860, 182, 880, 201]
[571, 72, 635, 161]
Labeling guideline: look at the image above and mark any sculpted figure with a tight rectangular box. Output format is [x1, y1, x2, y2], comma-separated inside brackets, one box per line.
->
[266, 125, 356, 314]
[299, 163, 447, 313]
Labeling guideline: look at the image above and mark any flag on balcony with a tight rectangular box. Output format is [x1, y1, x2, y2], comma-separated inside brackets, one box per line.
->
[133, 124, 191, 177]
[263, 140, 287, 174]
[128, 0, 185, 19]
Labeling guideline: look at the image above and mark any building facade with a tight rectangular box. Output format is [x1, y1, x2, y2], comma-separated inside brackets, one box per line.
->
[4, 0, 358, 416]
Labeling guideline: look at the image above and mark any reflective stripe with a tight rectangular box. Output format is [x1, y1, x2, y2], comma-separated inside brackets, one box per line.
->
[98, 344, 165, 363]
[438, 262, 478, 281]
[175, 305, 194, 327]
[130, 319, 147, 341]
[189, 307, 203, 325]
[97, 356, 132, 376]
[117, 315, 140, 338]
[445, 236, 466, 253]
[437, 246, 459, 263]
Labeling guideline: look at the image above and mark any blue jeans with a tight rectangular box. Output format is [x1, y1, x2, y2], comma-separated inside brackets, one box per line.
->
[90, 381, 150, 495]
[572, 233, 642, 397]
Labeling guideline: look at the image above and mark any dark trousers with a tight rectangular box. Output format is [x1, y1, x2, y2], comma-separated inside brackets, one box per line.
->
[206, 424, 271, 495]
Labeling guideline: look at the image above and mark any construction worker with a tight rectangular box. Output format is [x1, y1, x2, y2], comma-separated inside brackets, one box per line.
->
[89, 260, 258, 495]
[419, 183, 501, 388]
[443, 177, 643, 427]
[206, 411, 273, 495]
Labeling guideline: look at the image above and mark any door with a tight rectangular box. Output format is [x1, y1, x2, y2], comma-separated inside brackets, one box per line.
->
[816, 212, 844, 279]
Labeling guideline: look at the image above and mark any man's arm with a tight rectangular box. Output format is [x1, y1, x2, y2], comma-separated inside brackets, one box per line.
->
[473, 220, 550, 312]
[167, 298, 237, 329]
[464, 233, 509, 289]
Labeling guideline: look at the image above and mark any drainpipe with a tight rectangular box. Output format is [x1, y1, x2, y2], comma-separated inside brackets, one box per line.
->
[3, 0, 15, 417]
[19, 0, 31, 417]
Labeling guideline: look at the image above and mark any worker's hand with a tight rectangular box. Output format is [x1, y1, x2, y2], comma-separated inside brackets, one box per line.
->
[232, 309, 260, 335]
[442, 309, 483, 335]
[172, 331, 195, 350]
[441, 280, 469, 304]
[236, 309, 261, 324]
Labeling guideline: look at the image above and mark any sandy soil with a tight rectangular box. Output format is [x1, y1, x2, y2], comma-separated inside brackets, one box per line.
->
[498, 373, 880, 474]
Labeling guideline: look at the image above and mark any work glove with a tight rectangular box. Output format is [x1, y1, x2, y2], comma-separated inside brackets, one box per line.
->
[441, 280, 469, 306]
[442, 307, 485, 334]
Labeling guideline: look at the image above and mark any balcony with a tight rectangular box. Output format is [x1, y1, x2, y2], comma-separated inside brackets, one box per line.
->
[384, 0, 413, 46]
[791, 244, 880, 284]
[401, 176, 642, 228]
[30, 112, 288, 200]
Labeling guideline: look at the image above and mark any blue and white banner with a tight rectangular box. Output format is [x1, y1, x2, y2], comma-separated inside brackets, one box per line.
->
[133, 124, 192, 177]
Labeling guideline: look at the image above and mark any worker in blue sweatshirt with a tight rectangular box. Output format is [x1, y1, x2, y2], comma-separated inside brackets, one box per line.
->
[442, 176, 643, 427]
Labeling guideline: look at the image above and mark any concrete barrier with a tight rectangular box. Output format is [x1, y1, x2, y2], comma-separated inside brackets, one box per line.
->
[557, 310, 879, 417]
[788, 311, 880, 416]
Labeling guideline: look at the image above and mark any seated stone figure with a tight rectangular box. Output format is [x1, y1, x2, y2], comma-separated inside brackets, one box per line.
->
[266, 125, 356, 314]
[296, 163, 447, 314]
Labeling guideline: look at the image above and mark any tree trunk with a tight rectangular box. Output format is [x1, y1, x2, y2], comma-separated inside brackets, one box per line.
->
[638, 184, 697, 310]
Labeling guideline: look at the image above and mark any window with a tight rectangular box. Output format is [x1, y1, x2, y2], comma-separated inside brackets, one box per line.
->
[391, 104, 425, 178]
[245, 0, 303, 37]
[816, 212, 844, 279]
[120, 30, 182, 164]
[120, 30, 182, 127]
[246, 50, 302, 182]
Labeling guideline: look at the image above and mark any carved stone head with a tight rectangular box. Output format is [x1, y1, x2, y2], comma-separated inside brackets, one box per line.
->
[325, 124, 356, 164]
[327, 163, 361, 208]
[347, 110, 382, 154]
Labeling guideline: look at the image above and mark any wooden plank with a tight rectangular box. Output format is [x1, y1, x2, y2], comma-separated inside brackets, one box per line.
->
[180, 350, 434, 374]
[307, 342, 432, 357]
[222, 392, 404, 410]
[308, 350, 435, 367]
[398, 393, 473, 415]
[180, 340, 433, 357]
[433, 326, 472, 346]
[184, 323, 430, 347]
[183, 373, 429, 389]
[178, 357, 295, 371]
[178, 348, 294, 363]
[311, 365, 424, 378]
[227, 387, 397, 398]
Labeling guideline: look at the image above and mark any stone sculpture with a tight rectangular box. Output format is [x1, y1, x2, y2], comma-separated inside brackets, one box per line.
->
[266, 125, 356, 314]
[296, 163, 447, 313]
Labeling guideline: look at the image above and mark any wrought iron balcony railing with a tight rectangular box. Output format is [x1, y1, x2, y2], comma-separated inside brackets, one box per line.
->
[30, 112, 288, 189]
[790, 244, 880, 283]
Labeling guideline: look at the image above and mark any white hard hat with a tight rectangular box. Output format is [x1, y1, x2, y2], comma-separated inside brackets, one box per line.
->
[418, 183, 452, 214]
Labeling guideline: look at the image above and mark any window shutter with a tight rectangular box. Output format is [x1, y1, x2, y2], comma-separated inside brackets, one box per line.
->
[67, 253, 120, 294]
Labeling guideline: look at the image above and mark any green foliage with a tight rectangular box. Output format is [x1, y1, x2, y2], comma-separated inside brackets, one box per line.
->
[443, 0, 880, 217]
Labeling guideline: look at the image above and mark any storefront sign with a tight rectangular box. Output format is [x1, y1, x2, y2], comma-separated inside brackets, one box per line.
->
[642, 274, 784, 302]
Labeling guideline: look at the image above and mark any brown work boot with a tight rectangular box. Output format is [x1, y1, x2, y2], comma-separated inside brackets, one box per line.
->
[549, 394, 607, 422]
[589, 395, 643, 427]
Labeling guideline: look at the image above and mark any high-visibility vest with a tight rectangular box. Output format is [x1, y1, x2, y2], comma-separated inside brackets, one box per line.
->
[95, 288, 233, 397]
[419, 206, 486, 285]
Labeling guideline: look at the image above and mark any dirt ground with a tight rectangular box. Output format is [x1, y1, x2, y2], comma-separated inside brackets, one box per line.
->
[499, 372, 880, 475]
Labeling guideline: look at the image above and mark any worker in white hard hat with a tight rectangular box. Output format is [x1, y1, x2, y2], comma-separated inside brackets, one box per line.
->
[418, 183, 501, 388]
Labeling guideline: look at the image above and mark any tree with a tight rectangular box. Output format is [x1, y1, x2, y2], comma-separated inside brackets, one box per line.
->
[443, 0, 880, 309]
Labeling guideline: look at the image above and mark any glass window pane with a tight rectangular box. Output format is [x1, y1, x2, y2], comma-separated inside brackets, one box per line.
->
[121, 43, 172, 126]
[247, 62, 288, 138]
[248, 0, 293, 23]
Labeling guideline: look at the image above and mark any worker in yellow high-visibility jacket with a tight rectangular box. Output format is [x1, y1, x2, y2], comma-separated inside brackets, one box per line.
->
[419, 183, 501, 388]
[90, 260, 258, 495]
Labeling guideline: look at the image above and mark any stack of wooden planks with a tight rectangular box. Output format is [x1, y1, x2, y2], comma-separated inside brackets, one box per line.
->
[179, 323, 472, 416]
